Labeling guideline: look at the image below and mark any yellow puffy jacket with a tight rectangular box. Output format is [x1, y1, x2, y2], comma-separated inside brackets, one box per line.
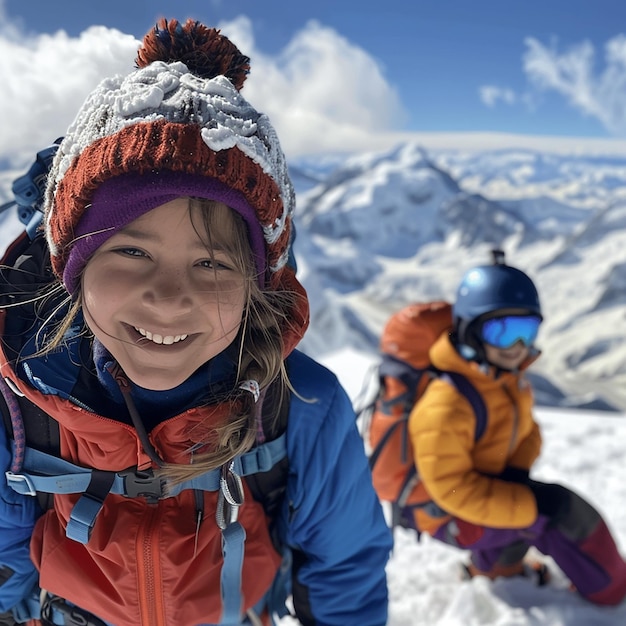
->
[408, 332, 542, 534]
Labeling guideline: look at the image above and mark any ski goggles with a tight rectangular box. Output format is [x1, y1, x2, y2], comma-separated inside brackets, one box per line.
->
[480, 315, 541, 349]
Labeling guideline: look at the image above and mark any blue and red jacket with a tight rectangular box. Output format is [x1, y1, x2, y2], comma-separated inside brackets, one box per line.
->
[0, 262, 391, 625]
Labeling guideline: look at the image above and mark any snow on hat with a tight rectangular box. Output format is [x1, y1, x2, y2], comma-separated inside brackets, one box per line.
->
[43, 18, 296, 297]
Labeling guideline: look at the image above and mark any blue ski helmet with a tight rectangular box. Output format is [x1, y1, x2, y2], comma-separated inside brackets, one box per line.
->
[452, 251, 542, 358]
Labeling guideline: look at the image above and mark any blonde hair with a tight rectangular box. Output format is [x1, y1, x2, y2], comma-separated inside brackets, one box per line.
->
[28, 198, 301, 482]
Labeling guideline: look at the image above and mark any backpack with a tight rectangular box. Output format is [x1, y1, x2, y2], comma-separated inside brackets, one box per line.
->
[0, 143, 294, 625]
[366, 301, 488, 533]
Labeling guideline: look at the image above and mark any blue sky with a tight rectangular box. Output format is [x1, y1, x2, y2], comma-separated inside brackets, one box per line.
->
[2, 0, 626, 160]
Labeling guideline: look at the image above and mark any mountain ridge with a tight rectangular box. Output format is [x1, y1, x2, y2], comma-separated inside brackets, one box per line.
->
[291, 142, 626, 412]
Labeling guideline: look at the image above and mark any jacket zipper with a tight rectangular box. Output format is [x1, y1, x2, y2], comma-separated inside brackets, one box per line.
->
[137, 502, 166, 625]
[502, 382, 519, 457]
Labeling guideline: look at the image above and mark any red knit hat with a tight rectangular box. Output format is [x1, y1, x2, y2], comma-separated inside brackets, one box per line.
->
[43, 18, 308, 353]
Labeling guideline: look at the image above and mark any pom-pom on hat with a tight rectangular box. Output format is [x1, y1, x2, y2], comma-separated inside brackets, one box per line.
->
[44, 18, 296, 296]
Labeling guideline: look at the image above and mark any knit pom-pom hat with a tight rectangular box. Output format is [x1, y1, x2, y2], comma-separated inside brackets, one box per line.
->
[43, 18, 308, 354]
[45, 19, 295, 292]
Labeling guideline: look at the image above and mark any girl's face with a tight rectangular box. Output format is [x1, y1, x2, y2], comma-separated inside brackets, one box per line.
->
[484, 342, 530, 371]
[82, 198, 247, 391]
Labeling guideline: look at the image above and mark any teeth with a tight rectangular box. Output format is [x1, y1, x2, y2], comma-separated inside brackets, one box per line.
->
[135, 327, 189, 345]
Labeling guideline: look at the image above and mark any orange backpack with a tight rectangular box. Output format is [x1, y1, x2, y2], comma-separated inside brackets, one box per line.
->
[367, 301, 487, 531]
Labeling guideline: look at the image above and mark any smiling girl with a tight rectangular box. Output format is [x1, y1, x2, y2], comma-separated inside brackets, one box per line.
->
[0, 19, 391, 626]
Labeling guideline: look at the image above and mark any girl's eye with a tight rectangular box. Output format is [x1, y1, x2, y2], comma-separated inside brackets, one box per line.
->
[117, 247, 147, 258]
[198, 258, 233, 271]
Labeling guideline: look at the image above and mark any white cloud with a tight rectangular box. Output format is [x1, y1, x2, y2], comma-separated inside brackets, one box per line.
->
[0, 15, 406, 164]
[220, 17, 407, 157]
[0, 24, 139, 167]
[523, 35, 626, 136]
[479, 85, 517, 107]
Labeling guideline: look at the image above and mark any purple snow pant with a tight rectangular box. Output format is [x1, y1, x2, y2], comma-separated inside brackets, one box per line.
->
[432, 485, 626, 605]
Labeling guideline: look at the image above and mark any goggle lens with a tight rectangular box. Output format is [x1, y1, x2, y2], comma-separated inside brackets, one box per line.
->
[480, 315, 541, 349]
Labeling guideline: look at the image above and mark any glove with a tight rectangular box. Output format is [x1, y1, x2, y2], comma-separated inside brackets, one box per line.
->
[527, 480, 571, 526]
[496, 466, 530, 484]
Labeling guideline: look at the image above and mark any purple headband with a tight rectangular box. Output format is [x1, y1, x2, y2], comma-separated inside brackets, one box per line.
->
[63, 170, 267, 294]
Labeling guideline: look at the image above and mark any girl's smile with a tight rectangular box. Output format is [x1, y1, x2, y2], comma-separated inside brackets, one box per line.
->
[81, 198, 246, 391]
[484, 341, 530, 370]
[134, 326, 189, 345]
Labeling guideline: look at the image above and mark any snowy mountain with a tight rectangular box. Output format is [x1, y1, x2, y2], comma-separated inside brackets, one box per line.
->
[291, 143, 626, 412]
[433, 149, 626, 210]
[2, 141, 626, 410]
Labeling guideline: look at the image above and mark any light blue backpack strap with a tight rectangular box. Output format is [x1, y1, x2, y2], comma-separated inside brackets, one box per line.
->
[219, 521, 246, 624]
[6, 443, 98, 495]
[65, 468, 118, 544]
[6, 432, 289, 548]
[213, 434, 288, 625]
[230, 432, 286, 477]
[6, 433, 288, 497]
[11, 586, 42, 622]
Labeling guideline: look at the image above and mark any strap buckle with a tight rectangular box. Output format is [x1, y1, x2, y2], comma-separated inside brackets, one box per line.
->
[119, 468, 166, 501]
[5, 471, 37, 496]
